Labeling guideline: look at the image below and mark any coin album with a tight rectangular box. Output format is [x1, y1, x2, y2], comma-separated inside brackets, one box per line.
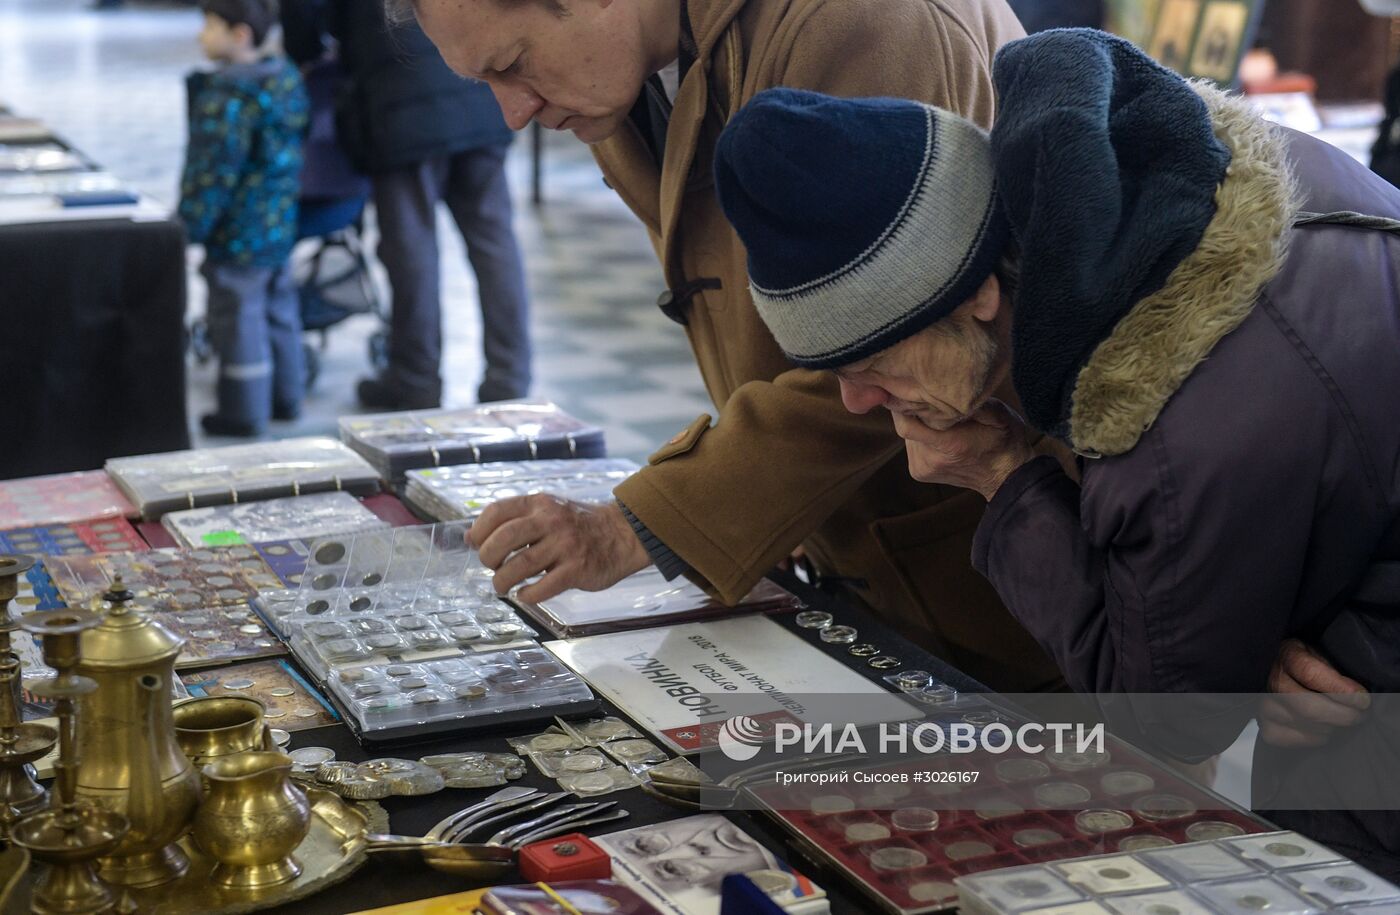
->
[106, 437, 381, 520]
[513, 566, 805, 638]
[750, 726, 1271, 914]
[955, 830, 1399, 914]
[253, 525, 599, 742]
[0, 468, 137, 529]
[339, 400, 607, 481]
[46, 546, 281, 610]
[0, 518, 146, 557]
[160, 490, 390, 549]
[403, 457, 640, 523]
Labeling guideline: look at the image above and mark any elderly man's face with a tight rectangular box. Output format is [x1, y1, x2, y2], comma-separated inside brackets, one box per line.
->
[835, 275, 1011, 437]
[416, 0, 658, 144]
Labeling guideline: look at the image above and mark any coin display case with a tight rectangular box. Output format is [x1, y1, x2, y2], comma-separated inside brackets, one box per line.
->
[955, 830, 1400, 914]
[0, 518, 146, 557]
[750, 737, 1271, 914]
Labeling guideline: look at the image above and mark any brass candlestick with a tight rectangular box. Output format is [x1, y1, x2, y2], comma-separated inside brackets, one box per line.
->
[11, 610, 129, 915]
[0, 554, 56, 823]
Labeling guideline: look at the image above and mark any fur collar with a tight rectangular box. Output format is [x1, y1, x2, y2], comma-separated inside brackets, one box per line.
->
[1067, 83, 1300, 457]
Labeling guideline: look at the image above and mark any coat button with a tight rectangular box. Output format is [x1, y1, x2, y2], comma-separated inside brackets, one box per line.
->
[656, 289, 688, 325]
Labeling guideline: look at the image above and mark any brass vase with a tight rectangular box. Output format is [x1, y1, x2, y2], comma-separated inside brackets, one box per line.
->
[193, 751, 310, 889]
[75, 579, 201, 888]
[171, 696, 270, 768]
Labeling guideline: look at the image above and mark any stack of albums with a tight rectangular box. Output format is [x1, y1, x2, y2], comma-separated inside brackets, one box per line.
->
[160, 491, 390, 549]
[339, 401, 607, 481]
[107, 437, 380, 520]
[404, 458, 640, 522]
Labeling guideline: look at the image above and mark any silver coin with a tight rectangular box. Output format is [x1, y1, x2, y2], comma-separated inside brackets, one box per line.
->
[962, 710, 1002, 726]
[569, 772, 615, 792]
[1075, 809, 1134, 834]
[1236, 895, 1273, 911]
[1034, 782, 1092, 807]
[204, 641, 236, 654]
[222, 678, 255, 690]
[1001, 877, 1060, 900]
[870, 847, 927, 871]
[819, 625, 857, 644]
[290, 747, 335, 766]
[560, 755, 605, 774]
[253, 639, 275, 648]
[1101, 770, 1156, 796]
[293, 708, 318, 719]
[1132, 794, 1197, 822]
[269, 728, 291, 746]
[191, 629, 220, 640]
[908, 881, 958, 904]
[312, 542, 347, 565]
[264, 708, 286, 719]
[1185, 820, 1246, 842]
[1048, 748, 1112, 771]
[224, 610, 252, 621]
[810, 795, 855, 815]
[238, 624, 263, 635]
[529, 734, 576, 752]
[1118, 834, 1177, 852]
[890, 807, 939, 832]
[795, 610, 833, 629]
[848, 643, 880, 657]
[1325, 875, 1369, 892]
[917, 684, 959, 706]
[745, 871, 796, 896]
[944, 840, 994, 861]
[1013, 828, 1063, 847]
[268, 687, 295, 698]
[1263, 841, 1308, 857]
[845, 822, 892, 843]
[869, 655, 901, 669]
[996, 758, 1052, 783]
[975, 798, 1024, 820]
[207, 576, 235, 587]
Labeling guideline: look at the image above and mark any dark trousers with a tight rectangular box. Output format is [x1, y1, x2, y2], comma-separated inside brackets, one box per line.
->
[372, 144, 531, 404]
[201, 259, 304, 429]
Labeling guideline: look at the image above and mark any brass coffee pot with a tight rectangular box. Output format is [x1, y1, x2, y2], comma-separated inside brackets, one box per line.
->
[73, 576, 201, 888]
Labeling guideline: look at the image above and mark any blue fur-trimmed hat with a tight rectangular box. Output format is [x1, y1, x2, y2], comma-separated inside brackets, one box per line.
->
[714, 88, 1009, 369]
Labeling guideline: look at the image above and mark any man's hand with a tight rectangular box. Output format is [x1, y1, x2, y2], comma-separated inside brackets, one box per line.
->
[895, 400, 1036, 500]
[1258, 639, 1370, 747]
[468, 497, 651, 604]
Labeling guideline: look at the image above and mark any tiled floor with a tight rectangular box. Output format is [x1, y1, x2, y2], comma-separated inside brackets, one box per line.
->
[2, 0, 1272, 806]
[0, 0, 708, 462]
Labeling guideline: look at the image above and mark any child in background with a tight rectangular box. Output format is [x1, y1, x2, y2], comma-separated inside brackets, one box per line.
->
[179, 0, 308, 437]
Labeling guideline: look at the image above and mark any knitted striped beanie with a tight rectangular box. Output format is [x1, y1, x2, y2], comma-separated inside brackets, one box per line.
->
[714, 88, 1009, 369]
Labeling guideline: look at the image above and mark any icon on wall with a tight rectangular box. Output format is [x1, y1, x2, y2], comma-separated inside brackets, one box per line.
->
[1146, 0, 1264, 85]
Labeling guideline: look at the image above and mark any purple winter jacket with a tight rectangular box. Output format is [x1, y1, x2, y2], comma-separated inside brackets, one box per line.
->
[972, 84, 1400, 872]
[975, 86, 1400, 701]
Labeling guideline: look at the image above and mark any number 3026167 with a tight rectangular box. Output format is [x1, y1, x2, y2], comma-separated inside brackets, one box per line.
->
[913, 770, 978, 784]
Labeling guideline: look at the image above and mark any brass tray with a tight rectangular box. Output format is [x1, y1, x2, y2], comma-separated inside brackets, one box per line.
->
[125, 788, 386, 915]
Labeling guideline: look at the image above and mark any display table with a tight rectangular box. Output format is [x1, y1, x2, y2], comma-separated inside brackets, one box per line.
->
[261, 573, 982, 914]
[0, 129, 189, 480]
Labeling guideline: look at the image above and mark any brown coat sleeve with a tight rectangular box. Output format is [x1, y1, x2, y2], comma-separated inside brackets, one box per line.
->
[614, 0, 1027, 603]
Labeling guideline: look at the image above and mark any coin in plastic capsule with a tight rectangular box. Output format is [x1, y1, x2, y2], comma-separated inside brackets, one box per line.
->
[819, 625, 858, 644]
[1075, 809, 1134, 834]
[1185, 820, 1246, 842]
[795, 610, 833, 630]
[892, 670, 932, 691]
[1101, 770, 1156, 797]
[996, 758, 1051, 783]
[868, 656, 901, 670]
[943, 840, 994, 861]
[890, 807, 940, 832]
[870, 847, 928, 871]
[917, 684, 959, 706]
[848, 644, 880, 658]
[809, 795, 855, 816]
[1034, 782, 1093, 808]
[1118, 834, 1177, 852]
[1131, 794, 1197, 822]
[844, 822, 891, 843]
[1013, 828, 1063, 848]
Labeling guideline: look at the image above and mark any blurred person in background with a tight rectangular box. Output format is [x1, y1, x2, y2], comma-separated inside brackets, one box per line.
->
[179, 0, 308, 437]
[282, 0, 532, 410]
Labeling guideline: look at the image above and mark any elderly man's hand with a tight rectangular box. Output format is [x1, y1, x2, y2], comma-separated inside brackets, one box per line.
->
[1258, 639, 1370, 747]
[468, 497, 651, 604]
[895, 400, 1036, 500]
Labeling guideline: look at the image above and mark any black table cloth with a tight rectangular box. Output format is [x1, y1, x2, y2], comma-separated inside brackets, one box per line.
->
[0, 213, 190, 479]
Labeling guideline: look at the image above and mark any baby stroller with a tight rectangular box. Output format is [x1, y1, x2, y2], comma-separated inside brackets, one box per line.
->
[190, 60, 388, 389]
